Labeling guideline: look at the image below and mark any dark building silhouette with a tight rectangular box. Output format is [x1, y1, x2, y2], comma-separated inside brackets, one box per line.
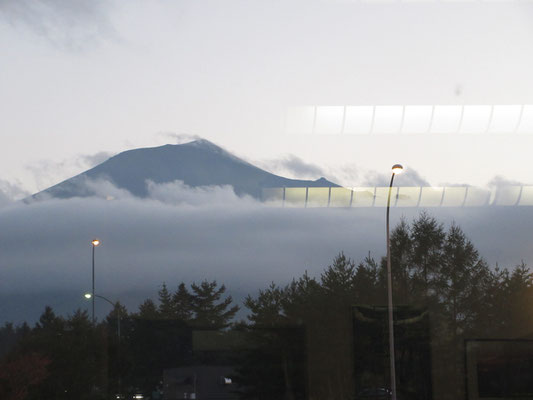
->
[163, 366, 237, 400]
[465, 339, 533, 400]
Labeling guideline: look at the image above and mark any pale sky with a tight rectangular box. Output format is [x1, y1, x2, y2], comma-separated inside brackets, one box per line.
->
[2, 0, 533, 195]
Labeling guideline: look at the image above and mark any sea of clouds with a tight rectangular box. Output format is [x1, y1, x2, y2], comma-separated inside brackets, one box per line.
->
[0, 179, 532, 324]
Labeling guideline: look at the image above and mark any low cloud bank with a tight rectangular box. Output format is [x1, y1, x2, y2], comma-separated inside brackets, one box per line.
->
[1, 179, 532, 324]
[258, 155, 327, 181]
[0, 179, 30, 206]
[259, 157, 431, 187]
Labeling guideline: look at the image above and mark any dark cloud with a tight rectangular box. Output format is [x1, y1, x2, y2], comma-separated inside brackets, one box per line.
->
[0, 179, 532, 325]
[280, 155, 326, 178]
[488, 175, 524, 188]
[324, 163, 359, 187]
[362, 167, 430, 187]
[438, 182, 470, 187]
[0, 0, 116, 50]
[260, 161, 429, 188]
[259, 155, 327, 180]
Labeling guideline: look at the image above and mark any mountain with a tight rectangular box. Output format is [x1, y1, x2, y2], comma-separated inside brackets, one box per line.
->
[33, 139, 338, 200]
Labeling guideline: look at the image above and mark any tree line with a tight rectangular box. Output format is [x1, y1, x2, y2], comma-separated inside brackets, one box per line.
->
[238, 212, 533, 400]
[0, 279, 240, 400]
[0, 212, 532, 400]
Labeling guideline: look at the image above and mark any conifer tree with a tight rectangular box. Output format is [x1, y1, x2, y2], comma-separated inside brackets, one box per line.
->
[320, 252, 356, 299]
[245, 282, 286, 326]
[172, 282, 193, 322]
[410, 212, 445, 297]
[138, 299, 159, 320]
[190, 280, 239, 328]
[157, 283, 174, 319]
[35, 306, 63, 332]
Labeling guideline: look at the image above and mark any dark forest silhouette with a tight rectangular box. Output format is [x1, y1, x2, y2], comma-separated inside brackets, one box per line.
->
[1, 213, 532, 400]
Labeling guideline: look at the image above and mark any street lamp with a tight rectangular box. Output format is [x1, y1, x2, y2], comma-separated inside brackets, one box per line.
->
[91, 239, 101, 325]
[386, 163, 403, 400]
[84, 292, 122, 395]
[84, 293, 120, 340]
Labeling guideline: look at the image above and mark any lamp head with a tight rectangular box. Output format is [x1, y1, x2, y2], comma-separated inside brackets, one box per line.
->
[391, 164, 404, 174]
[84, 293, 92, 299]
[91, 239, 100, 247]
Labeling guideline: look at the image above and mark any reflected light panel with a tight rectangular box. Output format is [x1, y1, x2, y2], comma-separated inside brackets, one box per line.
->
[285, 105, 533, 135]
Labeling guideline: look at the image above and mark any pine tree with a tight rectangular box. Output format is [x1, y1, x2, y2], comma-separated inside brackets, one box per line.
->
[158, 283, 175, 319]
[282, 272, 321, 322]
[439, 223, 488, 337]
[499, 262, 533, 335]
[138, 299, 159, 320]
[245, 282, 286, 326]
[104, 301, 128, 324]
[410, 212, 445, 298]
[354, 255, 382, 305]
[320, 252, 356, 299]
[389, 219, 414, 303]
[190, 280, 239, 328]
[35, 306, 63, 332]
[172, 282, 193, 322]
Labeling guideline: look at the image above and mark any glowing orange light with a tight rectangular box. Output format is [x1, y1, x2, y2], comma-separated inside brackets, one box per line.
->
[392, 164, 404, 174]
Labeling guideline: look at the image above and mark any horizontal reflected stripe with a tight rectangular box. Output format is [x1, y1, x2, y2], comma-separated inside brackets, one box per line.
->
[262, 186, 533, 207]
[285, 105, 533, 135]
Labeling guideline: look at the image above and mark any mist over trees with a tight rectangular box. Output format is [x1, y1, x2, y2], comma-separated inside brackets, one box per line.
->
[0, 213, 532, 400]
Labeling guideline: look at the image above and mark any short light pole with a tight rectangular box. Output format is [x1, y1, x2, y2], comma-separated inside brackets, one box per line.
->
[91, 239, 101, 325]
[85, 293, 122, 395]
[85, 293, 120, 339]
[386, 164, 403, 400]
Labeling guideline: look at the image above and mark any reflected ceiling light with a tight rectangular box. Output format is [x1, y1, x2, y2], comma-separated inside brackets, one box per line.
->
[286, 105, 532, 135]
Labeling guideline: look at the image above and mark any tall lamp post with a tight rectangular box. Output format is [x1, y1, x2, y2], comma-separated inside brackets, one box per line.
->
[386, 164, 403, 400]
[91, 239, 101, 325]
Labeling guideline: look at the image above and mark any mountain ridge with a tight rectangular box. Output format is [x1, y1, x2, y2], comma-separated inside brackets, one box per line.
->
[33, 139, 338, 200]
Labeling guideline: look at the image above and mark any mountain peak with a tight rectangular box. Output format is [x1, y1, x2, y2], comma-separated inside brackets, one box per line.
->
[181, 138, 231, 157]
[34, 140, 339, 200]
[181, 138, 253, 168]
[184, 138, 221, 150]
